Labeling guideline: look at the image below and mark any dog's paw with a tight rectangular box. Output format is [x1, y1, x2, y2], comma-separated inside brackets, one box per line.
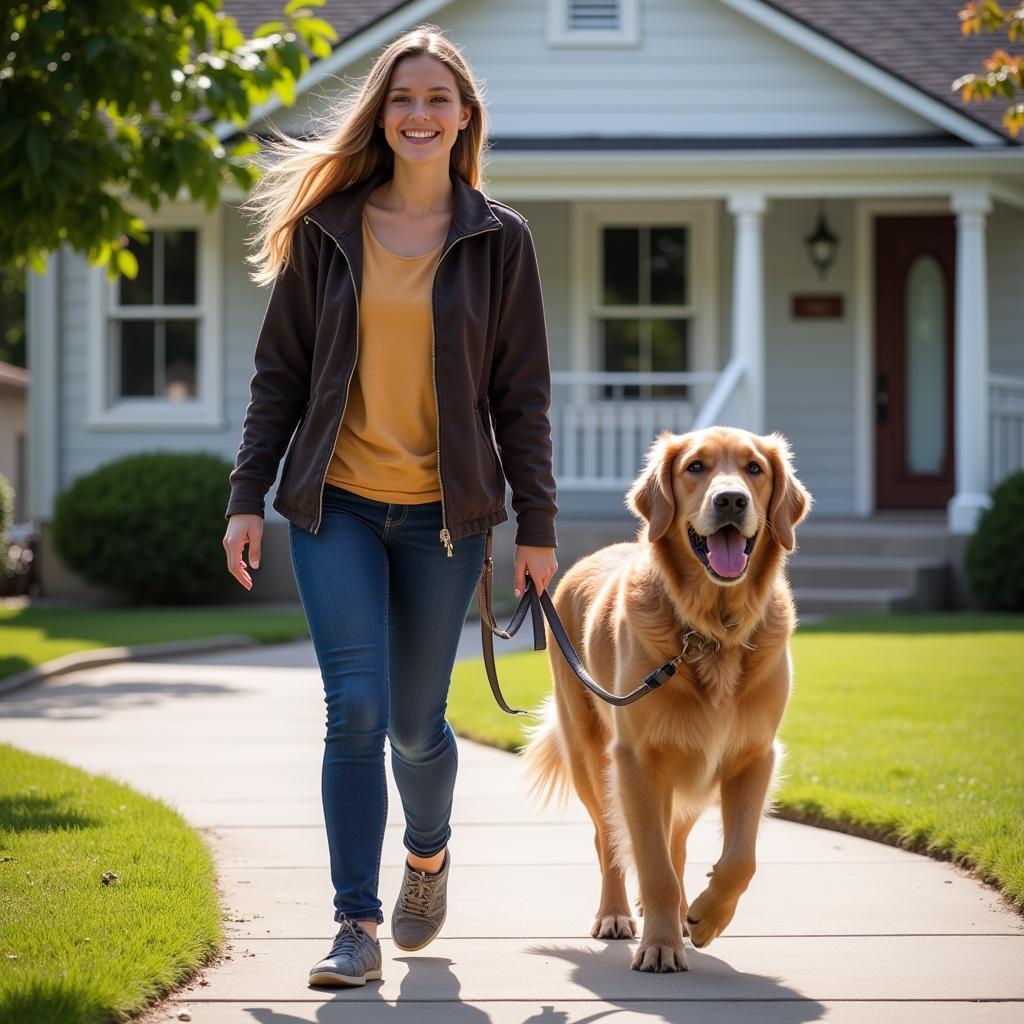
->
[685, 887, 739, 949]
[634, 896, 644, 918]
[631, 940, 689, 973]
[592, 913, 637, 939]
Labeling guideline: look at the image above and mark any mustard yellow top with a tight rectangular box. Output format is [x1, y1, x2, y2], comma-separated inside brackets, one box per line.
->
[325, 217, 445, 504]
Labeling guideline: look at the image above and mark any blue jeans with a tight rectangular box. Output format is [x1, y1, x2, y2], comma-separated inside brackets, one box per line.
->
[289, 483, 487, 925]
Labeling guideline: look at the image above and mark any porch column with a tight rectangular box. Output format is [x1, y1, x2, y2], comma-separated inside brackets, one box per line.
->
[727, 192, 767, 433]
[26, 250, 60, 523]
[948, 188, 992, 534]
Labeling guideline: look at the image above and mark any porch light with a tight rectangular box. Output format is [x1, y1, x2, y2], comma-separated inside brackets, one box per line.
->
[805, 203, 839, 279]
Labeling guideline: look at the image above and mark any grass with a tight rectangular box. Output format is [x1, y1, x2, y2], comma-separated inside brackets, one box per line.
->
[448, 614, 1024, 909]
[0, 605, 311, 684]
[0, 743, 222, 1024]
[1, 606, 1020, 1024]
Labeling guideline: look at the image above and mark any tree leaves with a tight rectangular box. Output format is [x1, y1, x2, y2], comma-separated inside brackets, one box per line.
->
[0, 0, 337, 276]
[24, 125, 52, 177]
[955, 1, 1024, 136]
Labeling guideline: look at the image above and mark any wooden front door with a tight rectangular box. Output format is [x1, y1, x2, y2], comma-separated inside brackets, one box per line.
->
[874, 215, 956, 508]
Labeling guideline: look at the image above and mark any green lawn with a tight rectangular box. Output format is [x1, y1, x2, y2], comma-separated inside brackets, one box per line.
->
[2, 602, 1021, 1024]
[448, 614, 1024, 909]
[0, 744, 222, 1024]
[0, 605, 311, 684]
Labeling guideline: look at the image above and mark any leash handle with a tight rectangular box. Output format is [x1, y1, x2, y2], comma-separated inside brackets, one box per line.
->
[478, 529, 672, 716]
[478, 529, 541, 716]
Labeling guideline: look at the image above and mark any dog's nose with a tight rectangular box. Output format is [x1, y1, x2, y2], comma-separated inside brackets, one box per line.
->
[713, 490, 748, 515]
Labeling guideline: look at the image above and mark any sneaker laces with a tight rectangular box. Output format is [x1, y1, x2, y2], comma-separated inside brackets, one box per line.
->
[399, 869, 435, 915]
[329, 918, 365, 958]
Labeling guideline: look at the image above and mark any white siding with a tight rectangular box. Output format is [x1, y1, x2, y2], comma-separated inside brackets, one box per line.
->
[512, 200, 572, 370]
[57, 229, 236, 495]
[988, 201, 1024, 378]
[275, 0, 939, 140]
[732, 198, 859, 516]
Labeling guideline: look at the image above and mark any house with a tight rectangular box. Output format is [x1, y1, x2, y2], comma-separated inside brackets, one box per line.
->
[0, 361, 29, 523]
[25, 0, 1024, 608]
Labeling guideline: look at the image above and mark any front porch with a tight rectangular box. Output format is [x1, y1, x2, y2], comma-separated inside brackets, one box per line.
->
[548, 369, 1024, 505]
[510, 181, 1024, 531]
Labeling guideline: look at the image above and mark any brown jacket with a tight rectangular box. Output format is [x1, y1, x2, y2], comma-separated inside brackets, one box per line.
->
[225, 167, 558, 554]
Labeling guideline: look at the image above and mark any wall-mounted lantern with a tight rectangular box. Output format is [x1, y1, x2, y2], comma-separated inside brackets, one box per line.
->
[805, 202, 840, 279]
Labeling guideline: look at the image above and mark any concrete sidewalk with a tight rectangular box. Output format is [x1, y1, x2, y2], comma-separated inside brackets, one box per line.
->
[2, 630, 1022, 1023]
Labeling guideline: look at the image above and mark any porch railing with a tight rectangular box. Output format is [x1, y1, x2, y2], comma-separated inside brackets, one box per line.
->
[549, 371, 720, 489]
[990, 373, 1024, 486]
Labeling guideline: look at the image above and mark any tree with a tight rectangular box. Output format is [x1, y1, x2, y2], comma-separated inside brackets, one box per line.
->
[0, 0, 337, 279]
[954, 1, 1024, 137]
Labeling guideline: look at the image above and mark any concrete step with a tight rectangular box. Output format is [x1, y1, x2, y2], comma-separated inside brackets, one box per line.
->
[794, 518, 952, 560]
[793, 586, 917, 617]
[787, 556, 949, 609]
[512, 515, 958, 617]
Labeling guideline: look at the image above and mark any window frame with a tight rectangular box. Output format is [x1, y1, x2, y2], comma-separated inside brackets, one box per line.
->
[87, 200, 223, 431]
[547, 0, 640, 48]
[570, 200, 719, 392]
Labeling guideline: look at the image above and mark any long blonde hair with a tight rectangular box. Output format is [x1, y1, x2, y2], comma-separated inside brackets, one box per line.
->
[243, 24, 489, 286]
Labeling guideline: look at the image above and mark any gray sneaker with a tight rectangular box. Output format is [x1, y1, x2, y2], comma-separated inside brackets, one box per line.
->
[308, 918, 382, 987]
[391, 850, 450, 951]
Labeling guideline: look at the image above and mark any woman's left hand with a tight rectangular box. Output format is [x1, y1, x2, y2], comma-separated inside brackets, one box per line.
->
[514, 545, 558, 598]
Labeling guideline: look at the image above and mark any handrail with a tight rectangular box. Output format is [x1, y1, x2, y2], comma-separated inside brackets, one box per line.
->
[989, 373, 1024, 391]
[550, 371, 719, 385]
[691, 358, 746, 429]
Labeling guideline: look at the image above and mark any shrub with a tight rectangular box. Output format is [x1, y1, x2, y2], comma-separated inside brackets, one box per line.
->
[965, 469, 1024, 611]
[52, 451, 237, 605]
[0, 471, 12, 571]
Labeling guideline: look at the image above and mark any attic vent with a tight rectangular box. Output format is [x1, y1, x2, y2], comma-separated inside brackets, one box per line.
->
[568, 0, 620, 32]
[549, 0, 638, 47]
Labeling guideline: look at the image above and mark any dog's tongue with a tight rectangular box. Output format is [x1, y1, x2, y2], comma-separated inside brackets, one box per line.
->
[706, 526, 748, 578]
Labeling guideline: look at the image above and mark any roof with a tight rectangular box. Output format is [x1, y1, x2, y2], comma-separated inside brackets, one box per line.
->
[220, 0, 1019, 144]
[0, 361, 29, 395]
[225, 1, 403, 44]
[767, 0, 1017, 141]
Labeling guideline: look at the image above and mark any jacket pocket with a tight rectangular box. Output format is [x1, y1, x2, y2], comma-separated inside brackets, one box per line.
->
[476, 399, 505, 491]
[278, 405, 309, 484]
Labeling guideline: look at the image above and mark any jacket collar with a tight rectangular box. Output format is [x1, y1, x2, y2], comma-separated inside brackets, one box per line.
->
[306, 164, 502, 245]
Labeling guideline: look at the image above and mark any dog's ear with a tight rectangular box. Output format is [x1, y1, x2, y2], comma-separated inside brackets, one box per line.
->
[762, 432, 812, 552]
[626, 432, 679, 542]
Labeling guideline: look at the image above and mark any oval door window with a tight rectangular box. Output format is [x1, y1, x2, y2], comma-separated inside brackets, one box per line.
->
[904, 254, 947, 475]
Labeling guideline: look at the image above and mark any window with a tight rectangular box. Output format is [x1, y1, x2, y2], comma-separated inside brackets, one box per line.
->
[112, 229, 199, 402]
[599, 224, 692, 399]
[548, 0, 639, 47]
[88, 202, 223, 430]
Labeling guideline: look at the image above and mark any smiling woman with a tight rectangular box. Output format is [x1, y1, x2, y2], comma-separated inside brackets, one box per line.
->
[221, 22, 559, 990]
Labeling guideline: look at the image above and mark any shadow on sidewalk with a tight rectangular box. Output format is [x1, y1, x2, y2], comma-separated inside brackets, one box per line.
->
[525, 942, 826, 1023]
[0, 676, 241, 720]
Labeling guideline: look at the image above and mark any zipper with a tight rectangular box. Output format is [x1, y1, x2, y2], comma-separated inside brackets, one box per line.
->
[429, 224, 501, 557]
[303, 215, 360, 535]
[304, 211, 501, 547]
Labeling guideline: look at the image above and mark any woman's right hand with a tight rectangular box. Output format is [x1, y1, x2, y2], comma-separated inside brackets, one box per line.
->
[223, 514, 264, 591]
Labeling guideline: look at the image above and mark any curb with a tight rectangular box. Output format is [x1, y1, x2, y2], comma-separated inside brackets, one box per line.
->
[0, 634, 262, 697]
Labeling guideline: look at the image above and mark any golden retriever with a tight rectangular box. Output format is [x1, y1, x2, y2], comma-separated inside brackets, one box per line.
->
[522, 426, 812, 972]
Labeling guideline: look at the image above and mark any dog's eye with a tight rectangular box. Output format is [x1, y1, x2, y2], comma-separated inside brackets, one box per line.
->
[747, 461, 763, 475]
[686, 461, 704, 474]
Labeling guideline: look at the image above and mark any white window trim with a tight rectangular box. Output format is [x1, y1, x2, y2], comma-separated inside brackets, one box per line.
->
[547, 0, 640, 48]
[569, 200, 719, 387]
[87, 200, 223, 431]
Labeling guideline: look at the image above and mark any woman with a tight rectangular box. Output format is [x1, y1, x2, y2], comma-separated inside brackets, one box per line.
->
[221, 25, 558, 988]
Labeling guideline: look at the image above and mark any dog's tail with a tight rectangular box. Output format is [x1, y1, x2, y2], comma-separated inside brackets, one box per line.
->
[519, 695, 571, 806]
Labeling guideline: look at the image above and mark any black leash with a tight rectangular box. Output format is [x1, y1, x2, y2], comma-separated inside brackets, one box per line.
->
[478, 529, 681, 716]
